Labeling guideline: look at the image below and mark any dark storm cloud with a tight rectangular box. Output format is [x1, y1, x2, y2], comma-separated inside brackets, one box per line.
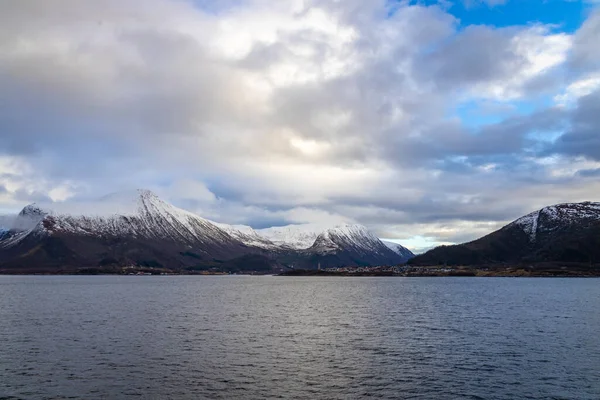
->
[321, 162, 565, 227]
[329, 195, 526, 224]
[577, 168, 600, 177]
[380, 107, 567, 168]
[548, 90, 600, 160]
[416, 25, 523, 88]
[11, 189, 53, 204]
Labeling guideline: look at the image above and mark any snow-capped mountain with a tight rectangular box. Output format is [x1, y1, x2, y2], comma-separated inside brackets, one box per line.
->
[0, 190, 411, 272]
[410, 201, 600, 266]
[309, 225, 387, 255]
[0, 190, 252, 271]
[306, 224, 413, 266]
[217, 222, 413, 264]
[510, 202, 600, 242]
[4, 189, 242, 251]
[382, 240, 415, 260]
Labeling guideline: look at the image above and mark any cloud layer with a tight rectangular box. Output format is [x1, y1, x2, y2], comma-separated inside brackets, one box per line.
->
[1, 0, 599, 252]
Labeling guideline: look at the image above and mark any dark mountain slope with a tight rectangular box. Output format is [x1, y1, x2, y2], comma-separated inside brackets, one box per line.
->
[410, 202, 600, 266]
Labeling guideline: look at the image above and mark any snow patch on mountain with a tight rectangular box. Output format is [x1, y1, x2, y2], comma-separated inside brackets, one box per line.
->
[513, 210, 540, 241]
[14, 190, 154, 222]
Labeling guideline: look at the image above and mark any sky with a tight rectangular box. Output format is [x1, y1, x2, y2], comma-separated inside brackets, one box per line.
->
[0, 0, 599, 253]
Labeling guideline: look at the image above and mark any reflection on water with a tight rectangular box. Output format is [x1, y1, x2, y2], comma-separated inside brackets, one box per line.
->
[1, 276, 599, 399]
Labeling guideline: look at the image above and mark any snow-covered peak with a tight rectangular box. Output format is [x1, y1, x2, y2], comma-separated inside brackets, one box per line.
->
[14, 189, 206, 221]
[12, 190, 152, 233]
[511, 201, 600, 241]
[324, 224, 376, 239]
[311, 224, 385, 253]
[6, 189, 236, 248]
[17, 189, 158, 220]
[314, 224, 379, 247]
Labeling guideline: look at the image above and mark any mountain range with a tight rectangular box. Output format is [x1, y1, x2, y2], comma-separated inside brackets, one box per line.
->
[410, 201, 600, 268]
[3, 190, 599, 274]
[0, 190, 413, 273]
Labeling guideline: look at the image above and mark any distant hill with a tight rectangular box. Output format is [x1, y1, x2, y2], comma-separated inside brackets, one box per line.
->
[409, 202, 600, 267]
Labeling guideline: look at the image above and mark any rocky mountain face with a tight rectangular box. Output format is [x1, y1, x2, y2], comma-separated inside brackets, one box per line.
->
[0, 190, 411, 273]
[410, 202, 600, 266]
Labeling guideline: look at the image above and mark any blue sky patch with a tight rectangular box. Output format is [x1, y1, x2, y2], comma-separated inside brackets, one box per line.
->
[406, 0, 591, 31]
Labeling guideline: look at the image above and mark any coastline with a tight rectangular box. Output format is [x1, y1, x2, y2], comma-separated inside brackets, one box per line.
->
[2, 270, 599, 277]
[2, 261, 600, 277]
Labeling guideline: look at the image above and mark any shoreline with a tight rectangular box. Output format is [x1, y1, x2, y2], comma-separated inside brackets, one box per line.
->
[2, 263, 600, 278]
[1, 272, 599, 278]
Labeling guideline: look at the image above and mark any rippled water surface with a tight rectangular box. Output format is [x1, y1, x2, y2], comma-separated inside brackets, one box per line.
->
[1, 276, 600, 399]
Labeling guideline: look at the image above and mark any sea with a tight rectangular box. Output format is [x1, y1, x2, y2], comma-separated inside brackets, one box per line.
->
[1, 276, 599, 399]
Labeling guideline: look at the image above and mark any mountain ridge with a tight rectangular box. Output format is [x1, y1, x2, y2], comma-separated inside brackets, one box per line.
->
[0, 189, 412, 272]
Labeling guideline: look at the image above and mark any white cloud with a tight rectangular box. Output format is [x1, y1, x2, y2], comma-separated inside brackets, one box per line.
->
[470, 27, 572, 101]
[0, 0, 599, 249]
[164, 179, 218, 204]
[554, 73, 600, 106]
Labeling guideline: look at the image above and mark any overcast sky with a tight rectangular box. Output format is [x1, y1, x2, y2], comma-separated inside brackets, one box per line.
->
[1, 0, 599, 252]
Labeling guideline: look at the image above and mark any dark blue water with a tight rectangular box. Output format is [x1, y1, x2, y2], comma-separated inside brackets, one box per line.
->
[1, 276, 599, 399]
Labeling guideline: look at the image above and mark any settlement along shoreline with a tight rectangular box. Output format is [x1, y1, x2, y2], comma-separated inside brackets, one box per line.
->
[2, 263, 600, 277]
[280, 264, 600, 277]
